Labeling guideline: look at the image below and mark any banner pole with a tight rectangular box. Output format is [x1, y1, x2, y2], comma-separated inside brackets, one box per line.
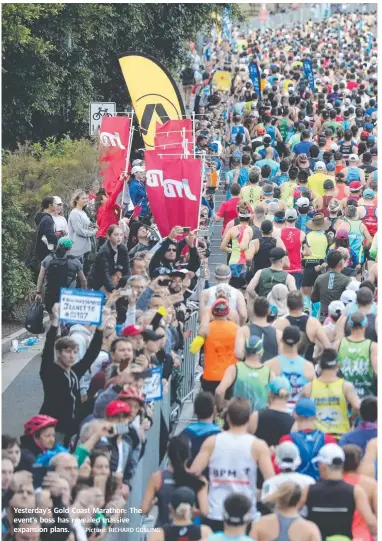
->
[124, 110, 135, 174]
[120, 110, 135, 220]
[192, 111, 196, 158]
[195, 153, 205, 303]
[196, 154, 206, 242]
[181, 127, 188, 159]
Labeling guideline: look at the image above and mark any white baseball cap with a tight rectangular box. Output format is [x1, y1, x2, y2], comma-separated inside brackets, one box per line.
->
[349, 154, 359, 162]
[328, 300, 345, 316]
[54, 196, 63, 205]
[312, 444, 345, 465]
[340, 290, 357, 305]
[275, 441, 301, 471]
[296, 197, 310, 208]
[131, 166, 145, 175]
[346, 280, 360, 292]
[315, 161, 326, 171]
[285, 208, 298, 221]
[268, 201, 279, 214]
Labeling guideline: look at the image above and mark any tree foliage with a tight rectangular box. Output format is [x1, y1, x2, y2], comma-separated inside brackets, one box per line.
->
[2, 138, 101, 318]
[3, 138, 101, 221]
[2, 3, 242, 148]
[2, 176, 35, 318]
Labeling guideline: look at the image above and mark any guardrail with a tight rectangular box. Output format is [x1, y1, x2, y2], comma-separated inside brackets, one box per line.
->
[107, 308, 200, 541]
[177, 311, 199, 405]
[105, 390, 171, 541]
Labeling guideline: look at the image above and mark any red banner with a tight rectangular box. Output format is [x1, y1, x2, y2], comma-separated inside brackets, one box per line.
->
[154, 119, 193, 155]
[145, 152, 202, 237]
[99, 116, 131, 194]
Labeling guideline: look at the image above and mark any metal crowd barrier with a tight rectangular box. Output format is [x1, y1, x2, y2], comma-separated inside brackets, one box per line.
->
[107, 308, 200, 541]
[178, 310, 199, 404]
[106, 391, 171, 541]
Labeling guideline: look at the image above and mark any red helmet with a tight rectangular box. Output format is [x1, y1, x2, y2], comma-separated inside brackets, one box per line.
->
[24, 415, 58, 437]
[118, 386, 145, 405]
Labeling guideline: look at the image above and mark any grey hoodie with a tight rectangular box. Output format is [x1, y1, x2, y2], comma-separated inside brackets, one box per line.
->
[68, 208, 96, 257]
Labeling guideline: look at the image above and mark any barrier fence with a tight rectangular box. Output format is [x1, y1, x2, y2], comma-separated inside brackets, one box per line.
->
[176, 310, 199, 405]
[107, 308, 200, 541]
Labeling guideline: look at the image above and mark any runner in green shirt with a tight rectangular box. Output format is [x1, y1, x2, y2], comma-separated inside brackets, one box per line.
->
[215, 335, 275, 412]
[335, 311, 377, 398]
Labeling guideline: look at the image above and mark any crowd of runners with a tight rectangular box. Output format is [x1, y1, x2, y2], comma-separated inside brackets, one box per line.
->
[1, 6, 378, 541]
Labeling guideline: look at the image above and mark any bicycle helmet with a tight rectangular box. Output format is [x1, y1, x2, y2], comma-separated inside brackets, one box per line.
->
[24, 415, 58, 437]
[118, 387, 146, 405]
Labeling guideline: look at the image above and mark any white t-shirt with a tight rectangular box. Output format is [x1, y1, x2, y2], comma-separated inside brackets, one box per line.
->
[90, 350, 110, 377]
[53, 214, 68, 235]
[208, 432, 257, 520]
[261, 472, 315, 502]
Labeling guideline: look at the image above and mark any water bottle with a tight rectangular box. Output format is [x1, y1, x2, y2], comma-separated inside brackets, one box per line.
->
[16, 345, 28, 352]
[10, 339, 18, 353]
[22, 337, 40, 346]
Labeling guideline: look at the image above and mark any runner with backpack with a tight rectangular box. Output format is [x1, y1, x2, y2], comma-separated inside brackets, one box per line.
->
[279, 398, 337, 480]
[35, 237, 86, 319]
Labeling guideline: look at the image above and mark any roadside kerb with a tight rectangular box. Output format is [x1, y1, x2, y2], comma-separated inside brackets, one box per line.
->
[1, 316, 49, 356]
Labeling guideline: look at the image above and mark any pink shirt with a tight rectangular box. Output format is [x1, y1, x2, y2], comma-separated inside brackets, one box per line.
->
[217, 197, 241, 233]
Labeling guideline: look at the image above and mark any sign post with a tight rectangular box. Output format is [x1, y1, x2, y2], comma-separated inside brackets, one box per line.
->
[89, 102, 116, 136]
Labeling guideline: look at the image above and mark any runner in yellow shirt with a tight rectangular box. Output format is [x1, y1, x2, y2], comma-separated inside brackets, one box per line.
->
[307, 161, 336, 198]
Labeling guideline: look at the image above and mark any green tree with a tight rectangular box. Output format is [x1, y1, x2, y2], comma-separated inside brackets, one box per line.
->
[2, 3, 243, 148]
[2, 137, 101, 318]
[2, 176, 35, 318]
[3, 138, 101, 222]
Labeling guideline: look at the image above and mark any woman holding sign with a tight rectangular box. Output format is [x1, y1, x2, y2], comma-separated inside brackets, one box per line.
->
[88, 224, 130, 294]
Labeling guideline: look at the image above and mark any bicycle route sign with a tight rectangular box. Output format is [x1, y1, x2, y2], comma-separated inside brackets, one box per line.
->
[89, 102, 116, 136]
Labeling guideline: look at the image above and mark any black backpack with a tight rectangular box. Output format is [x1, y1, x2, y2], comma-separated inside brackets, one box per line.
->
[25, 299, 45, 334]
[45, 256, 69, 301]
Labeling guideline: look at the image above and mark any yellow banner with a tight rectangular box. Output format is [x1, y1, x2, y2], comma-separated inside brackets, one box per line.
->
[213, 70, 232, 92]
[118, 52, 185, 149]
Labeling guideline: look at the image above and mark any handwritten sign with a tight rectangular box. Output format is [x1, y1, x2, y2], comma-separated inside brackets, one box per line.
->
[59, 288, 104, 326]
[143, 366, 163, 401]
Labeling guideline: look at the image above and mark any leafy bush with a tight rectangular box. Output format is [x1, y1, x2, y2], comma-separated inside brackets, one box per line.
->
[2, 177, 34, 318]
[2, 137, 101, 318]
[3, 137, 101, 223]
